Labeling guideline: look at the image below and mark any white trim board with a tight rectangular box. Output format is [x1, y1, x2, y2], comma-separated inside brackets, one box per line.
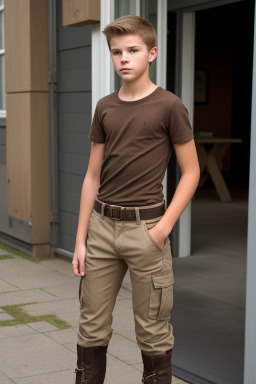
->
[92, 0, 115, 115]
[178, 12, 195, 257]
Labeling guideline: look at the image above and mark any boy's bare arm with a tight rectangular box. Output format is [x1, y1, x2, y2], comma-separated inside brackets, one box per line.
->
[149, 138, 200, 249]
[72, 142, 105, 277]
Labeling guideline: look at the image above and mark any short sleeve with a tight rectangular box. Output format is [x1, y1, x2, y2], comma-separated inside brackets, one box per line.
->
[168, 98, 194, 144]
[88, 102, 106, 143]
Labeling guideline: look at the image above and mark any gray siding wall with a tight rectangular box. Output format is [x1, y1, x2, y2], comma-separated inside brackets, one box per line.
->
[56, 1, 92, 253]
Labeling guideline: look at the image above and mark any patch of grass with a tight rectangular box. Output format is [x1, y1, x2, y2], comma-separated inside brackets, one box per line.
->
[0, 242, 42, 263]
[0, 303, 71, 330]
[0, 255, 14, 260]
[39, 288, 58, 298]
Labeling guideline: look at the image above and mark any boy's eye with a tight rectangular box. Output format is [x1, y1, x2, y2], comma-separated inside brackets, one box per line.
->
[131, 49, 138, 53]
[113, 51, 120, 55]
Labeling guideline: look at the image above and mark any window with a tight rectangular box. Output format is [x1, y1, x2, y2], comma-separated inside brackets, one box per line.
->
[0, 0, 6, 117]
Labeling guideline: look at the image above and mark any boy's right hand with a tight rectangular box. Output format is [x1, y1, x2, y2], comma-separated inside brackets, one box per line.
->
[72, 242, 86, 277]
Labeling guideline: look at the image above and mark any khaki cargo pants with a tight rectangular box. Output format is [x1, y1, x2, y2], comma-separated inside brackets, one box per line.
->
[77, 199, 174, 356]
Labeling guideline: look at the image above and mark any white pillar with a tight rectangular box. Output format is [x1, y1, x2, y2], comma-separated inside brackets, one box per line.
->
[178, 12, 195, 257]
[92, 0, 115, 115]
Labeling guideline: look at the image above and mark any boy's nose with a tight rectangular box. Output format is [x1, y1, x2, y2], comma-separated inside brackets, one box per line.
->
[121, 53, 129, 63]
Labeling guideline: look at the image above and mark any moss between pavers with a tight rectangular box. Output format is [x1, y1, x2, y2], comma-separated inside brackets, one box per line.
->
[0, 241, 42, 263]
[0, 303, 71, 330]
[0, 255, 14, 260]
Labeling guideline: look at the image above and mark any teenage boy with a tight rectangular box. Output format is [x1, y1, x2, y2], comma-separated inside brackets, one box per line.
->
[72, 15, 200, 384]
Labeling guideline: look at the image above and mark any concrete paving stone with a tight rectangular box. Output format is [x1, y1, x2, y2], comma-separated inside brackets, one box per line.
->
[108, 332, 141, 365]
[22, 298, 79, 317]
[45, 327, 78, 345]
[116, 286, 133, 300]
[0, 333, 75, 379]
[122, 270, 132, 284]
[40, 282, 79, 300]
[114, 329, 137, 343]
[0, 312, 14, 321]
[26, 321, 59, 333]
[0, 258, 74, 290]
[0, 324, 36, 339]
[0, 371, 15, 384]
[113, 297, 133, 314]
[0, 288, 59, 307]
[105, 359, 142, 384]
[121, 282, 133, 292]
[57, 311, 80, 328]
[63, 342, 76, 353]
[104, 352, 127, 368]
[13, 370, 75, 384]
[131, 361, 143, 372]
[112, 312, 135, 333]
[40, 258, 74, 277]
[0, 279, 20, 293]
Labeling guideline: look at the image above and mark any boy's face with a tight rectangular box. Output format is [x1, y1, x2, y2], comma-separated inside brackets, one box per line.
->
[109, 34, 157, 83]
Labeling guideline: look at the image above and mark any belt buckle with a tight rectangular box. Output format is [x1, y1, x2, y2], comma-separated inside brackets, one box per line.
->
[107, 204, 124, 220]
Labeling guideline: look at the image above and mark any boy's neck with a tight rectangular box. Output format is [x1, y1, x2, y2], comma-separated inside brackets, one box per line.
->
[118, 80, 158, 101]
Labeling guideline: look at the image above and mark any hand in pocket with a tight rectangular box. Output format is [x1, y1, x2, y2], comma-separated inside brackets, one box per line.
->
[148, 226, 166, 250]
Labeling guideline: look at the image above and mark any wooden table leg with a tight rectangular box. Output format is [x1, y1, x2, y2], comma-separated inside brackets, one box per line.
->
[207, 145, 232, 202]
[196, 143, 232, 202]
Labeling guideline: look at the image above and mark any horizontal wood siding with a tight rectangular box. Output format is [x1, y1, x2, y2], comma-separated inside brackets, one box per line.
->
[56, 1, 92, 253]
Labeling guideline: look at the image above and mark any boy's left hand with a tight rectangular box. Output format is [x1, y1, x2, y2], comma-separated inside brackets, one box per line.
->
[148, 226, 166, 250]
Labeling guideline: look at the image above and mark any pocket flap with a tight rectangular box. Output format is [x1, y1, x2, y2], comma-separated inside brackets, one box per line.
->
[152, 270, 174, 288]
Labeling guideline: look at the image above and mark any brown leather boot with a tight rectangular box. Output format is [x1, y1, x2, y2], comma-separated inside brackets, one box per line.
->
[75, 344, 108, 384]
[141, 349, 172, 383]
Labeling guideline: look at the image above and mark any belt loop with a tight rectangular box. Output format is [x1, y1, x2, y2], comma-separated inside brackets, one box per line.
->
[101, 202, 106, 220]
[135, 207, 141, 225]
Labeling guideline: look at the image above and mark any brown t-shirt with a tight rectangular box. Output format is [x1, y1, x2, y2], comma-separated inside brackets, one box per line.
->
[88, 86, 194, 206]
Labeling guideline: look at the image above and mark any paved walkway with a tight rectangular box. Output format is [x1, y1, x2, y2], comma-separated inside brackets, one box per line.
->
[0, 245, 189, 384]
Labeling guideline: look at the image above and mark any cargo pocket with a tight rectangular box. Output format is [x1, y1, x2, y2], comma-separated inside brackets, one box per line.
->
[148, 270, 174, 320]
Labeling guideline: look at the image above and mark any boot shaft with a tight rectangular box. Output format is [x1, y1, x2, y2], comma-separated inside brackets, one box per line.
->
[75, 344, 108, 384]
[141, 349, 172, 383]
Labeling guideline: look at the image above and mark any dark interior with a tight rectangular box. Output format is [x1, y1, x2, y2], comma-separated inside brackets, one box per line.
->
[194, 0, 254, 188]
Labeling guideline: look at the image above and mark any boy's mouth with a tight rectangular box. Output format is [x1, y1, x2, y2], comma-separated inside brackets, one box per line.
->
[120, 68, 131, 71]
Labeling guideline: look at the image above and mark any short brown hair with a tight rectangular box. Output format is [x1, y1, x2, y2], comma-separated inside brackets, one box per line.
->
[102, 15, 157, 51]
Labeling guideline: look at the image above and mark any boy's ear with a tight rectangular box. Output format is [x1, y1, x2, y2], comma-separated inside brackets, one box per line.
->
[149, 46, 157, 63]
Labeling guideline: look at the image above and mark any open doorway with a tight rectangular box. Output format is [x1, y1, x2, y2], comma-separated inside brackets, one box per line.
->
[167, 1, 254, 383]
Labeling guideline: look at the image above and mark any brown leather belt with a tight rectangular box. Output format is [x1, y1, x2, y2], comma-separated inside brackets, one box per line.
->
[93, 199, 166, 221]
